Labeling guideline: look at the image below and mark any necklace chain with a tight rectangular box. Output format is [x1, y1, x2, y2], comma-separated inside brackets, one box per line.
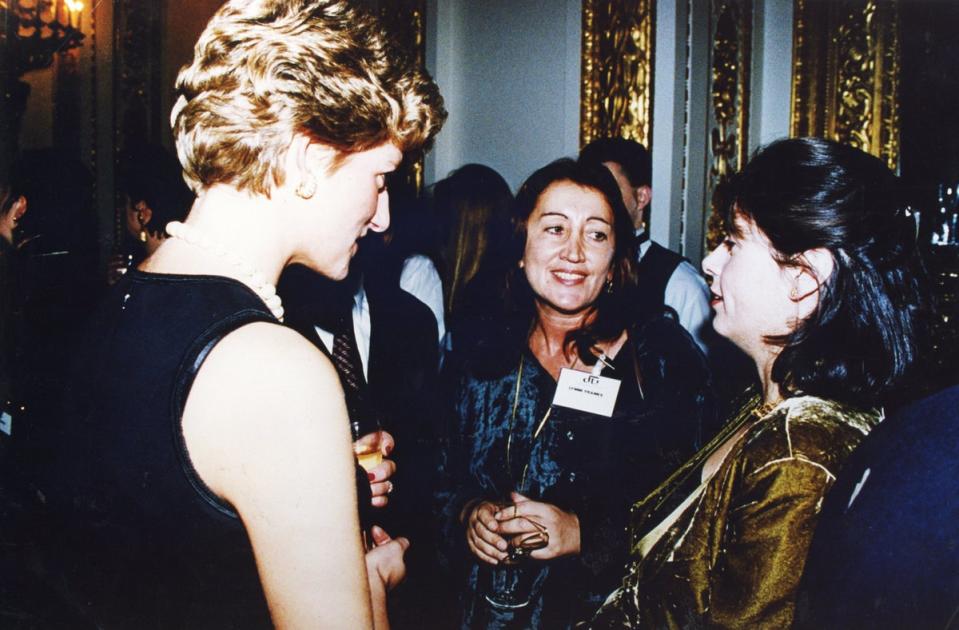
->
[165, 221, 284, 321]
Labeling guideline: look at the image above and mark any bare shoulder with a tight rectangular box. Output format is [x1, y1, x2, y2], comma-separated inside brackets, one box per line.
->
[199, 321, 339, 391]
[180, 322, 369, 627]
[182, 321, 351, 500]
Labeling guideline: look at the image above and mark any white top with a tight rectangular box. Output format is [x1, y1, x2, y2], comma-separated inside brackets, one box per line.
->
[398, 254, 446, 343]
[638, 238, 713, 356]
[314, 284, 371, 380]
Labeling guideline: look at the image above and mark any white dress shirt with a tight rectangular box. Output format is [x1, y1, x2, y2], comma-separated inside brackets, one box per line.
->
[398, 254, 446, 343]
[637, 237, 713, 356]
[314, 284, 371, 379]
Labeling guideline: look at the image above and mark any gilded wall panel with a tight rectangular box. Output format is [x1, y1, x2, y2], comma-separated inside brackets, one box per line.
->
[791, 0, 900, 170]
[580, 0, 655, 149]
[705, 0, 752, 252]
[375, 0, 426, 192]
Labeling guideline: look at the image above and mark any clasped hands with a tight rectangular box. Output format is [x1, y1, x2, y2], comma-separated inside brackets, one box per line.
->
[465, 491, 581, 565]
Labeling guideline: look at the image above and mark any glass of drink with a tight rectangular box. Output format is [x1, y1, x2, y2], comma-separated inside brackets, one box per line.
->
[481, 512, 549, 609]
[350, 417, 383, 472]
[353, 430, 383, 471]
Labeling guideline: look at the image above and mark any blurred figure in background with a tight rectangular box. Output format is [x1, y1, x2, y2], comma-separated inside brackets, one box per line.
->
[107, 143, 194, 283]
[0, 168, 27, 465]
[794, 380, 959, 629]
[432, 163, 514, 353]
[579, 138, 712, 354]
[2, 149, 98, 430]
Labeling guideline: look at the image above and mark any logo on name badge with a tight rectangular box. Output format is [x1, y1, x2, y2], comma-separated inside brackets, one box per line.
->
[552, 368, 621, 417]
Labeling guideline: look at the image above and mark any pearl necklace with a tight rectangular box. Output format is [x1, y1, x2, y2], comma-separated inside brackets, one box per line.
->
[165, 221, 284, 321]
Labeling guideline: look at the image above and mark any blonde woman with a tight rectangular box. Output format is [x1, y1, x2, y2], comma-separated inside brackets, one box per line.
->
[39, 1, 444, 628]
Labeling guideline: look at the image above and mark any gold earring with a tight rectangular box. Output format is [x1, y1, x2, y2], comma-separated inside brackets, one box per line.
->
[139, 229, 147, 243]
[296, 177, 316, 199]
[790, 286, 799, 300]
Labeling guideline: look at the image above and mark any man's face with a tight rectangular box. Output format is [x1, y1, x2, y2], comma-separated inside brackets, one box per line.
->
[602, 160, 646, 230]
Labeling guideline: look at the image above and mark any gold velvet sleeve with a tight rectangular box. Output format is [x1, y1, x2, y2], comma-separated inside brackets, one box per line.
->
[706, 456, 834, 628]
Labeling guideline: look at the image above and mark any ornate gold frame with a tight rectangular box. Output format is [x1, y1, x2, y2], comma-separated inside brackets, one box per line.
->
[376, 0, 426, 192]
[790, 0, 900, 170]
[580, 0, 656, 150]
[704, 0, 752, 251]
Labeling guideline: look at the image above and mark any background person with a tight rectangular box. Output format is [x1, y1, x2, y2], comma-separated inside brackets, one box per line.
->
[579, 138, 712, 355]
[437, 158, 715, 629]
[431, 163, 514, 353]
[28, 1, 445, 628]
[794, 380, 959, 629]
[107, 143, 195, 284]
[588, 137, 931, 628]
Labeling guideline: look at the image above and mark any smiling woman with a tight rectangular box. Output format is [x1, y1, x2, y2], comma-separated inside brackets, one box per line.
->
[521, 181, 616, 318]
[437, 158, 716, 629]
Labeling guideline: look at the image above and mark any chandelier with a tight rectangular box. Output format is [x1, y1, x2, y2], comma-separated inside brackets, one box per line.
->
[1, 0, 85, 76]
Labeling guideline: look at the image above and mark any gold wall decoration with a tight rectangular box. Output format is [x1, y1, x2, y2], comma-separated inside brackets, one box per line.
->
[374, 0, 426, 193]
[790, 0, 900, 170]
[580, 0, 656, 150]
[705, 0, 752, 252]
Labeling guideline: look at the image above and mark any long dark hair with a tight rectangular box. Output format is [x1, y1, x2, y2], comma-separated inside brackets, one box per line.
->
[432, 163, 514, 317]
[721, 137, 930, 407]
[503, 158, 638, 365]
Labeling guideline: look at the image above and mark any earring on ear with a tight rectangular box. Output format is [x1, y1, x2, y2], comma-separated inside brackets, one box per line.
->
[137, 214, 148, 242]
[518, 260, 525, 269]
[296, 176, 316, 200]
[790, 286, 799, 300]
[606, 280, 614, 294]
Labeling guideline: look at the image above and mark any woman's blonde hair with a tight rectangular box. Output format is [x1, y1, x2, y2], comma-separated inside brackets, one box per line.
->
[171, 0, 445, 195]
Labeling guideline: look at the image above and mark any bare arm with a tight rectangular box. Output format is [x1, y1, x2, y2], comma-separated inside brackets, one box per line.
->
[181, 322, 377, 629]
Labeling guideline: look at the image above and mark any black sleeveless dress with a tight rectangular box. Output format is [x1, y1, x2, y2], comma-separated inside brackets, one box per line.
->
[36, 271, 286, 628]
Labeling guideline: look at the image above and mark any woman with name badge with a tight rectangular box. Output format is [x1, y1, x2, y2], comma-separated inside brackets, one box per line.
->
[437, 159, 716, 629]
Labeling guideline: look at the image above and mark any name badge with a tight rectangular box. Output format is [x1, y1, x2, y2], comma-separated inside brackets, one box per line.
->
[552, 368, 621, 417]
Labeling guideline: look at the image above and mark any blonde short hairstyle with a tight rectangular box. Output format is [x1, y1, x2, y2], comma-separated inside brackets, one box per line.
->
[171, 0, 446, 195]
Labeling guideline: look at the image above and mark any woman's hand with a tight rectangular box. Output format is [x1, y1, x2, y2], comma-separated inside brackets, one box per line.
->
[357, 431, 396, 508]
[464, 500, 509, 565]
[495, 491, 581, 560]
[366, 525, 409, 630]
[365, 525, 409, 593]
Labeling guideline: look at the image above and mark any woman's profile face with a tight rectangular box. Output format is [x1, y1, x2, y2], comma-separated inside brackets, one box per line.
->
[295, 142, 402, 280]
[522, 180, 615, 317]
[701, 214, 800, 357]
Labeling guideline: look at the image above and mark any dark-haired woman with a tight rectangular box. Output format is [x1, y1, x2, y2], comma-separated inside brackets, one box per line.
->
[106, 144, 194, 285]
[587, 137, 930, 628]
[437, 159, 715, 629]
[432, 163, 514, 350]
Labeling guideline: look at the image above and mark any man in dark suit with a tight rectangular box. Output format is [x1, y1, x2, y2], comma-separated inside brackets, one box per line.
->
[278, 250, 442, 627]
[794, 382, 959, 629]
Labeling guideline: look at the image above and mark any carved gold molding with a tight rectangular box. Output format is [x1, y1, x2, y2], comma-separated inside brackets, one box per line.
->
[376, 0, 426, 192]
[580, 0, 656, 150]
[790, 0, 900, 170]
[705, 0, 752, 252]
